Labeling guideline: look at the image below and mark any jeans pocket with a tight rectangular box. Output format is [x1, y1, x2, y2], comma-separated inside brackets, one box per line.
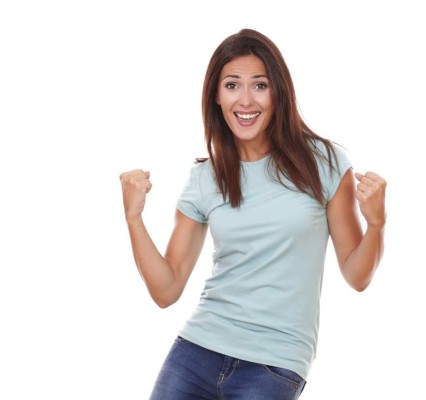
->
[261, 365, 304, 390]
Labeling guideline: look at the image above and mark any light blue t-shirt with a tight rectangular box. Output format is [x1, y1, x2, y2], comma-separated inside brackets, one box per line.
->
[176, 142, 351, 380]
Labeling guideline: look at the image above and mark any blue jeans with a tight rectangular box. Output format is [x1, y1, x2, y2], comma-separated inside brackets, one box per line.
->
[149, 336, 306, 400]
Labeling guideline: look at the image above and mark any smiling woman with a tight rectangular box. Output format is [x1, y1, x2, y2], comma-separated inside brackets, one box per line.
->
[200, 29, 347, 210]
[119, 28, 387, 400]
[216, 55, 273, 158]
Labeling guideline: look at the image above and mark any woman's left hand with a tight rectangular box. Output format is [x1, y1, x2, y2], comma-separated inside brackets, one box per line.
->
[354, 171, 387, 229]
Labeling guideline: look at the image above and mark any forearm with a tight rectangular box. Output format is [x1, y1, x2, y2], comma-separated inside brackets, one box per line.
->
[126, 216, 177, 307]
[341, 224, 385, 291]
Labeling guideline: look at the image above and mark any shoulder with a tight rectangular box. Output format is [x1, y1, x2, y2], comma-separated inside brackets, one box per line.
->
[185, 159, 216, 192]
[190, 159, 213, 179]
[312, 139, 352, 202]
[311, 138, 347, 157]
[310, 138, 351, 170]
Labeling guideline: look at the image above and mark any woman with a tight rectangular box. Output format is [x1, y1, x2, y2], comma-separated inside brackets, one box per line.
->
[120, 29, 386, 399]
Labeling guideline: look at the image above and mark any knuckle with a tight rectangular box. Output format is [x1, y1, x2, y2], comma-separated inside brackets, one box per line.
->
[357, 195, 366, 203]
[131, 178, 142, 187]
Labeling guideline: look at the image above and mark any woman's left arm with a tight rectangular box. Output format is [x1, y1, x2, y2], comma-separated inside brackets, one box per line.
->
[327, 169, 387, 291]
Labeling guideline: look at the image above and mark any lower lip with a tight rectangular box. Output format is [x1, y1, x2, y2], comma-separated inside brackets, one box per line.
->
[235, 114, 260, 127]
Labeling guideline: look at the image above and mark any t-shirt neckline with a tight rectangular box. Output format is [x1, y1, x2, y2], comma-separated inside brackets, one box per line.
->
[240, 154, 270, 167]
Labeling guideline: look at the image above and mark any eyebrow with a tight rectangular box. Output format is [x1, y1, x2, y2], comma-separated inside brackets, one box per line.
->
[222, 74, 268, 80]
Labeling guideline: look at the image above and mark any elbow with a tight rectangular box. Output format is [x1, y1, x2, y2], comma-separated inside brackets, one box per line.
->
[343, 268, 374, 292]
[350, 279, 371, 292]
[148, 279, 183, 309]
[353, 284, 368, 293]
[152, 293, 180, 309]
[155, 299, 174, 309]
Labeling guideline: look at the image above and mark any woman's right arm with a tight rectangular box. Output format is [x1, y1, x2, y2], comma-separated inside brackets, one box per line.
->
[120, 169, 208, 308]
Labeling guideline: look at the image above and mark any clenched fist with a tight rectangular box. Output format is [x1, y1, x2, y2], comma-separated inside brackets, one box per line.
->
[354, 171, 387, 229]
[119, 169, 152, 221]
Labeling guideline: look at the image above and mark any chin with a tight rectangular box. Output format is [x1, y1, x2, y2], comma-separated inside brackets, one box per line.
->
[233, 131, 263, 142]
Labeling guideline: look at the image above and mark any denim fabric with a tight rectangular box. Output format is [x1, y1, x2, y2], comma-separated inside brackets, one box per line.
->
[149, 337, 306, 400]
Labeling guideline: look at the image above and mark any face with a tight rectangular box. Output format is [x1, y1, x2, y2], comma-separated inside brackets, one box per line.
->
[217, 55, 273, 149]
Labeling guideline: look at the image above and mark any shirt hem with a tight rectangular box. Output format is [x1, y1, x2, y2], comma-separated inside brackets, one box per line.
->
[178, 330, 310, 381]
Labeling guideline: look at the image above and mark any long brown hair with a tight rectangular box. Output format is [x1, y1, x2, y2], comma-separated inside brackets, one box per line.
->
[201, 28, 337, 207]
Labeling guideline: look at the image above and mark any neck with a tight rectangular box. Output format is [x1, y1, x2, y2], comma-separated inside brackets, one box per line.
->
[237, 141, 270, 162]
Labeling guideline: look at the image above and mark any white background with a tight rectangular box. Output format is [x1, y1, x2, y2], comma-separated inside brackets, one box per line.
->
[1, 0, 425, 399]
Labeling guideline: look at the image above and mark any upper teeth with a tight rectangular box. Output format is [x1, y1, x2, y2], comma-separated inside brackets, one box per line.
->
[236, 112, 260, 120]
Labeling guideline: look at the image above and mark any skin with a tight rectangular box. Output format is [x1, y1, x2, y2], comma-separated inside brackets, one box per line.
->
[216, 55, 272, 161]
[120, 55, 386, 307]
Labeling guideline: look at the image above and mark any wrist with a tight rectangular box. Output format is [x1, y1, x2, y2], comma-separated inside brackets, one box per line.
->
[366, 218, 386, 231]
[125, 213, 143, 226]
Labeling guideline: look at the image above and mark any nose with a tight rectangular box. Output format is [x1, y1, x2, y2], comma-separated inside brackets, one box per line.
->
[238, 88, 254, 107]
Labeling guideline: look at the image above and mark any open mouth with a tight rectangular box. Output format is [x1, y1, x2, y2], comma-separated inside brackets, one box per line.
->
[234, 112, 261, 121]
[234, 112, 261, 126]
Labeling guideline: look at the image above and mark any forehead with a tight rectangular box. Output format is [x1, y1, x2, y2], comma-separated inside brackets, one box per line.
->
[220, 55, 267, 78]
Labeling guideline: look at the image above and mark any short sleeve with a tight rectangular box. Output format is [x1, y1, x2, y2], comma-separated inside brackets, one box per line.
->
[324, 143, 352, 202]
[176, 165, 208, 223]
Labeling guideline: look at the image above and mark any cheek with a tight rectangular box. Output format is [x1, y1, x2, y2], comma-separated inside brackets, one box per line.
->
[260, 93, 273, 107]
[218, 96, 233, 109]
[262, 98, 274, 119]
[262, 110, 274, 128]
[217, 88, 229, 106]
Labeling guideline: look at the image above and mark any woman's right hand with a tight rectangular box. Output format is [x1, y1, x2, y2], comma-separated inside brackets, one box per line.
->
[119, 169, 152, 221]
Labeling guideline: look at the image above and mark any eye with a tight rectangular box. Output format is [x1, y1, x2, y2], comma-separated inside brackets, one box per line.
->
[255, 82, 268, 90]
[225, 82, 237, 90]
